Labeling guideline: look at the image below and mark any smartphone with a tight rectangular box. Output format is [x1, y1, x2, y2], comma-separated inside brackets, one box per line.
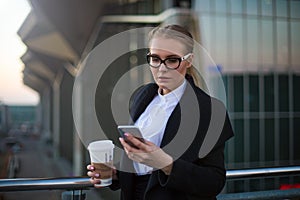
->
[117, 125, 145, 148]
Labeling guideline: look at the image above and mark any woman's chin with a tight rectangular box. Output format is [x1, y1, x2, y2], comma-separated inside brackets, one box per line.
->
[157, 85, 172, 94]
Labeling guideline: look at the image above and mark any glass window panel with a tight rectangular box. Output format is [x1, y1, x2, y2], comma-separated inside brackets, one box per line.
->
[276, 21, 289, 68]
[226, 181, 235, 193]
[294, 75, 300, 112]
[278, 74, 289, 112]
[250, 119, 260, 163]
[265, 118, 275, 162]
[246, 0, 257, 15]
[264, 75, 274, 112]
[230, 0, 243, 14]
[222, 75, 228, 94]
[262, 20, 274, 68]
[222, 75, 230, 108]
[279, 118, 289, 161]
[261, 0, 273, 16]
[216, 0, 227, 13]
[199, 16, 211, 50]
[279, 177, 292, 189]
[250, 179, 261, 191]
[294, 118, 300, 161]
[215, 16, 227, 65]
[249, 75, 259, 112]
[193, 0, 211, 12]
[247, 19, 259, 68]
[291, 0, 300, 18]
[276, 0, 287, 17]
[233, 180, 245, 193]
[291, 22, 300, 68]
[226, 75, 235, 112]
[234, 119, 244, 162]
[231, 18, 244, 69]
[265, 178, 276, 190]
[296, 177, 300, 187]
[234, 76, 244, 112]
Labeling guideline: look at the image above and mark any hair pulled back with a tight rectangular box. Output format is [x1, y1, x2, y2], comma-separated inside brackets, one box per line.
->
[148, 24, 200, 87]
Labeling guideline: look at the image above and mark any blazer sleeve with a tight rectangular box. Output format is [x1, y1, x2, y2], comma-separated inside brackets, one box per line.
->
[157, 108, 234, 197]
[157, 143, 226, 197]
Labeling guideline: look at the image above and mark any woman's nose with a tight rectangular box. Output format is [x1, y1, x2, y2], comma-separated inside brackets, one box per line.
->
[158, 63, 168, 71]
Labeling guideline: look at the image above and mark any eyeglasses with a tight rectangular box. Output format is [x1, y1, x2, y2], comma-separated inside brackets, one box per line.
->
[146, 53, 192, 70]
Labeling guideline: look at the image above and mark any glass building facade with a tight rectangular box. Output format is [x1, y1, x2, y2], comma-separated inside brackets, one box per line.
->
[192, 0, 300, 192]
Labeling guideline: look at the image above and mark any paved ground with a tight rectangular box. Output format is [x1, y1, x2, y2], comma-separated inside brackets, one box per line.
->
[0, 135, 120, 200]
[0, 136, 67, 200]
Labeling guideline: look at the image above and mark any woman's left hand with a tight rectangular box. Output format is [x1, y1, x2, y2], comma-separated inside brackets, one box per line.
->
[119, 133, 173, 175]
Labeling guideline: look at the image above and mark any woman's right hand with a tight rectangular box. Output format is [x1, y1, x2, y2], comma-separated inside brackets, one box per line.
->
[87, 164, 101, 186]
[87, 164, 118, 187]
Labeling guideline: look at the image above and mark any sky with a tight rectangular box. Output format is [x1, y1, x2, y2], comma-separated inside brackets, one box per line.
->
[0, 0, 39, 105]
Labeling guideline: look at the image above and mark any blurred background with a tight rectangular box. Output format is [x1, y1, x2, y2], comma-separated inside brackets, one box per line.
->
[0, 0, 299, 199]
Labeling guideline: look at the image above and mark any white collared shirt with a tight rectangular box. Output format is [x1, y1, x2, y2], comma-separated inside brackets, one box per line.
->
[133, 79, 187, 175]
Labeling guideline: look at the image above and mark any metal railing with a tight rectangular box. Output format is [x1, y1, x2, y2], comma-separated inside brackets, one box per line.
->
[0, 166, 300, 199]
[226, 165, 300, 179]
[0, 177, 92, 192]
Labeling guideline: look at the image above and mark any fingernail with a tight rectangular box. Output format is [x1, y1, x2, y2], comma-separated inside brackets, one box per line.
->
[95, 173, 100, 177]
[124, 133, 129, 137]
[90, 166, 94, 170]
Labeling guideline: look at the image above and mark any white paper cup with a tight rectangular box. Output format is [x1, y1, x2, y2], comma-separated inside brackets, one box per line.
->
[88, 140, 114, 187]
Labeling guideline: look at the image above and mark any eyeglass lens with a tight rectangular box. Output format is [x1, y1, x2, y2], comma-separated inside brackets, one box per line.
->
[147, 56, 181, 69]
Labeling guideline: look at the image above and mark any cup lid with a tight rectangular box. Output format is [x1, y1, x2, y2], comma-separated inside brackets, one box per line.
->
[87, 140, 114, 151]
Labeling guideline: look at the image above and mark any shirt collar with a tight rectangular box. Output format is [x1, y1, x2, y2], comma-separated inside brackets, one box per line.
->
[157, 79, 187, 104]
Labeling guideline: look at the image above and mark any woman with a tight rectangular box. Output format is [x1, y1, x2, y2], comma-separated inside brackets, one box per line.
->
[87, 24, 234, 200]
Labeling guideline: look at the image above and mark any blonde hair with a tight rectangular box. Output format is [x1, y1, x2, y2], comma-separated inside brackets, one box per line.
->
[148, 24, 201, 87]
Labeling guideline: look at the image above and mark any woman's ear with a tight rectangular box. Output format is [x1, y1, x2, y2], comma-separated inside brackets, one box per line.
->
[186, 53, 194, 68]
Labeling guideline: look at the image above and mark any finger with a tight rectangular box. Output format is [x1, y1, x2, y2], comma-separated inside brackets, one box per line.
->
[119, 137, 126, 147]
[87, 171, 94, 177]
[124, 134, 147, 150]
[144, 140, 155, 146]
[112, 168, 117, 175]
[87, 171, 100, 178]
[90, 178, 101, 186]
[94, 184, 104, 188]
[87, 164, 95, 171]
[112, 166, 117, 174]
[119, 137, 138, 153]
[120, 138, 138, 160]
[94, 182, 106, 188]
[119, 137, 129, 153]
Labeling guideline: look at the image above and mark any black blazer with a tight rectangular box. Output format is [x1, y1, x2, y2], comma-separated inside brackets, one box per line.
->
[111, 75, 234, 200]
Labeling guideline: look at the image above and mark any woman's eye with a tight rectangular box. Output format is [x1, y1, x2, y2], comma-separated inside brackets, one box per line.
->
[167, 58, 179, 63]
[151, 57, 160, 62]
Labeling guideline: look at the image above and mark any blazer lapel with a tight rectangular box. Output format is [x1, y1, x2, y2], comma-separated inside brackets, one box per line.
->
[130, 84, 158, 123]
[159, 81, 201, 161]
[160, 104, 181, 147]
[160, 81, 195, 148]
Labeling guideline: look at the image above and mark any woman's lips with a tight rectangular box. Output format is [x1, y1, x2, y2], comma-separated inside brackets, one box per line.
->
[158, 76, 170, 80]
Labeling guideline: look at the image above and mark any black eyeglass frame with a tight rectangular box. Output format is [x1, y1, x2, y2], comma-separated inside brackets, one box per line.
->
[146, 53, 192, 70]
